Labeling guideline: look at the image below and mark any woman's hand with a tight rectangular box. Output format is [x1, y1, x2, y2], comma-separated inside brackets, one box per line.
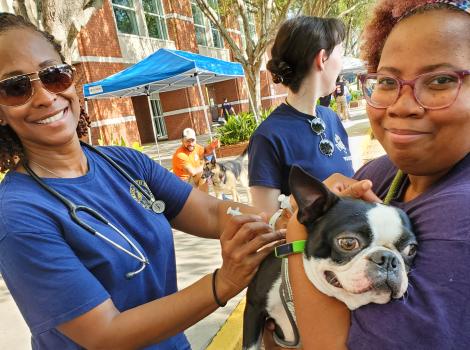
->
[216, 214, 286, 302]
[209, 138, 220, 150]
[323, 173, 382, 203]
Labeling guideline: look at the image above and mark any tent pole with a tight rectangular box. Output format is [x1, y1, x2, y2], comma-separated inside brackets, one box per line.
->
[243, 78, 259, 123]
[146, 92, 162, 165]
[195, 74, 213, 141]
[84, 99, 92, 145]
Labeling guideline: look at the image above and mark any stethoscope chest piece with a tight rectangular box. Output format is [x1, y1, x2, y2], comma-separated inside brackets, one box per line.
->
[151, 200, 165, 214]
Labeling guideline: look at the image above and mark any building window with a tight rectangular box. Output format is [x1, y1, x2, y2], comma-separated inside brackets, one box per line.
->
[210, 22, 224, 48]
[191, 1, 208, 46]
[191, 0, 224, 48]
[238, 12, 256, 49]
[142, 0, 168, 40]
[208, 0, 224, 48]
[112, 0, 139, 35]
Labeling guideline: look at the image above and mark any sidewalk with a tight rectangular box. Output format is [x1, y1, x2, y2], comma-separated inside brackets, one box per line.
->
[0, 107, 384, 350]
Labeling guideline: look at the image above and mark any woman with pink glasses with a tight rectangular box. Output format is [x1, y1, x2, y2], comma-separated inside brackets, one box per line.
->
[268, 1, 470, 349]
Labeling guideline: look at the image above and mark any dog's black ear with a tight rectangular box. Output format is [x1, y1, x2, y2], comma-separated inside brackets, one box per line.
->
[289, 165, 339, 225]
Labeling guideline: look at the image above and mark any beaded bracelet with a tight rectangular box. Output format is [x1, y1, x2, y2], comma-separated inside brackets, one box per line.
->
[212, 268, 227, 307]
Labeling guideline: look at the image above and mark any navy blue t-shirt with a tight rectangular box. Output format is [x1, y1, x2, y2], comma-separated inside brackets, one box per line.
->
[248, 103, 354, 195]
[0, 146, 192, 349]
[349, 154, 470, 349]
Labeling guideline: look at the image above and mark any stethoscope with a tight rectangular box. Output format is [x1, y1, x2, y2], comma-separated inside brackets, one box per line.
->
[23, 141, 166, 279]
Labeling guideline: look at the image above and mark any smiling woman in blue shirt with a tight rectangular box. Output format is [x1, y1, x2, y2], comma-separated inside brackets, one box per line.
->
[0, 13, 284, 350]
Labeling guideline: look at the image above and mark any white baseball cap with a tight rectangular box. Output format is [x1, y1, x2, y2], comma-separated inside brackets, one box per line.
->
[182, 128, 196, 140]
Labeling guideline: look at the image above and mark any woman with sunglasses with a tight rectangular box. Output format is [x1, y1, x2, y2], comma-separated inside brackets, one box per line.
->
[273, 1, 470, 349]
[0, 13, 285, 350]
[248, 16, 354, 216]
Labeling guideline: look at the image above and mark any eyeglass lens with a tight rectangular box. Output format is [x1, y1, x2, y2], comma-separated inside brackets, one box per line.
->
[0, 75, 32, 107]
[362, 72, 461, 109]
[0, 64, 74, 107]
[319, 139, 334, 156]
[309, 117, 334, 157]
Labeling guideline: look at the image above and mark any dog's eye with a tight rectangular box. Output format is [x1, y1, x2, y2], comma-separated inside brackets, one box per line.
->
[403, 244, 418, 257]
[337, 237, 360, 251]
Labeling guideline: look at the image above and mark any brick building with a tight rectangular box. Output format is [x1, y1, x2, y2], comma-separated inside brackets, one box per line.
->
[1, 0, 287, 144]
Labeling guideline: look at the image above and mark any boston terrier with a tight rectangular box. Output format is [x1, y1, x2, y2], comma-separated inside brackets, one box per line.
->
[242, 165, 417, 349]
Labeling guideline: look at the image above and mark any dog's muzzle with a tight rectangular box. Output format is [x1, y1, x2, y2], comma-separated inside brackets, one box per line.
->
[367, 250, 404, 297]
[323, 249, 406, 297]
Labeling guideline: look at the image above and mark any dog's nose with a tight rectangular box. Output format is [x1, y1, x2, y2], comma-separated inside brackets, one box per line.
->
[369, 251, 399, 271]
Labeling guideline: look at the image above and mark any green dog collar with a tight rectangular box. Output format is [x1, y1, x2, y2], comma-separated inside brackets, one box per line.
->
[275, 240, 306, 258]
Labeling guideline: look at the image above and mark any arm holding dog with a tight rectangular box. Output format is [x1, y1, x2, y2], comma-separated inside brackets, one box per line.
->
[287, 217, 350, 350]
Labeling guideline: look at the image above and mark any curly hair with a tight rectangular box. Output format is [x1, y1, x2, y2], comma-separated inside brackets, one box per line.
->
[360, 0, 465, 72]
[0, 13, 90, 173]
[267, 16, 345, 93]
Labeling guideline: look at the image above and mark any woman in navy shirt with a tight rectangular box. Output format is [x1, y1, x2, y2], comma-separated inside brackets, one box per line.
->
[248, 16, 354, 215]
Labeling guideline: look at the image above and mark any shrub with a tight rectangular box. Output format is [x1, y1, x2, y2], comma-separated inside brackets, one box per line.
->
[350, 90, 363, 102]
[329, 97, 337, 111]
[216, 112, 256, 146]
[215, 109, 272, 146]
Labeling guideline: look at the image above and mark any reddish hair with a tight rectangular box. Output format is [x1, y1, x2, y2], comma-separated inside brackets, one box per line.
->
[360, 0, 465, 72]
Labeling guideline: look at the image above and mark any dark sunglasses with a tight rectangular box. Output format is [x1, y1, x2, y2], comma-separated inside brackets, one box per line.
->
[309, 117, 334, 157]
[0, 64, 75, 107]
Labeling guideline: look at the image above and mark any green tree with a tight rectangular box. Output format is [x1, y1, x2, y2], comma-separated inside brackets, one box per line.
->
[194, 0, 297, 112]
[298, 0, 374, 56]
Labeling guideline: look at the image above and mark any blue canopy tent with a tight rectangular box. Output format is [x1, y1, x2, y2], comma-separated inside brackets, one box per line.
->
[83, 48, 251, 162]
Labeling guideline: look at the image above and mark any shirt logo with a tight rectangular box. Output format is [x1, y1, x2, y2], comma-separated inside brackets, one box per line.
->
[130, 180, 155, 210]
[334, 134, 348, 154]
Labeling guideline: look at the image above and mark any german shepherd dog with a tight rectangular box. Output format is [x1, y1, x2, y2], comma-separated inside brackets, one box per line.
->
[202, 149, 251, 203]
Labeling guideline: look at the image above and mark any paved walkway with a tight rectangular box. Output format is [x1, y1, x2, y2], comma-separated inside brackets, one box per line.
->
[0, 107, 385, 350]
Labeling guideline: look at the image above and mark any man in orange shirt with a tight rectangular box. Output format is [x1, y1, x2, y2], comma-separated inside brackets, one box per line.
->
[172, 128, 219, 191]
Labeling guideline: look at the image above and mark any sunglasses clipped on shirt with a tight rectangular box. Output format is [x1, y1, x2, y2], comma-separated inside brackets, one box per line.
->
[309, 116, 334, 157]
[0, 64, 75, 107]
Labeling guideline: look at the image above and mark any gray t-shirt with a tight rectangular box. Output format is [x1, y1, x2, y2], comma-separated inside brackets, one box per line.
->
[348, 154, 470, 350]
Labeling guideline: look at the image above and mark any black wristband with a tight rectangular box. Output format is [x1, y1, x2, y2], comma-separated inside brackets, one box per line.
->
[212, 268, 227, 307]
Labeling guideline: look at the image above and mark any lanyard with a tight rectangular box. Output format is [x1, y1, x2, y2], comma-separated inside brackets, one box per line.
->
[383, 170, 405, 205]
